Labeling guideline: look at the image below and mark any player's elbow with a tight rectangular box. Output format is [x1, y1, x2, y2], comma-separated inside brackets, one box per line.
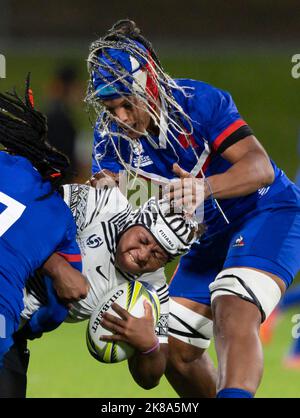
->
[260, 159, 275, 186]
[255, 153, 275, 188]
[140, 381, 159, 390]
[131, 365, 163, 390]
[129, 359, 165, 390]
[137, 374, 161, 390]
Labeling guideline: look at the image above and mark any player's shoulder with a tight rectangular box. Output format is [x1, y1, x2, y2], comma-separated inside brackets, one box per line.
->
[173, 78, 229, 102]
[0, 151, 57, 203]
[45, 188, 75, 223]
[0, 151, 39, 184]
[173, 78, 234, 121]
[139, 267, 167, 289]
[94, 114, 118, 140]
[95, 185, 130, 216]
[0, 150, 29, 167]
[62, 183, 130, 226]
[174, 78, 211, 88]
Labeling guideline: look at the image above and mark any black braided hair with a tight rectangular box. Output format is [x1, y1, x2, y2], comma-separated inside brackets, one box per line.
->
[87, 19, 175, 115]
[87, 19, 164, 96]
[0, 75, 70, 188]
[103, 19, 162, 69]
[87, 20, 195, 158]
[100, 22, 193, 142]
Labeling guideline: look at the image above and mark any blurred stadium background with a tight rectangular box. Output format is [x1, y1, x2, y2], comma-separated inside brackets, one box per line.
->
[0, 0, 300, 397]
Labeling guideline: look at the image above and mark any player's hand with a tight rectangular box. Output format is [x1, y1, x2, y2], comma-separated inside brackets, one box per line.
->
[51, 268, 90, 306]
[164, 163, 206, 215]
[14, 321, 43, 341]
[42, 254, 90, 305]
[100, 300, 158, 353]
[86, 170, 119, 188]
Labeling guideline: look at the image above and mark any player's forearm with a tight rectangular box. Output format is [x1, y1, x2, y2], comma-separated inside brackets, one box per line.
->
[28, 275, 69, 334]
[42, 253, 89, 303]
[26, 302, 68, 336]
[128, 344, 167, 390]
[42, 253, 68, 278]
[206, 150, 274, 200]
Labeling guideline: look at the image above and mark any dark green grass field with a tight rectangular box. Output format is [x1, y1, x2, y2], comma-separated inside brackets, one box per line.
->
[2, 50, 300, 397]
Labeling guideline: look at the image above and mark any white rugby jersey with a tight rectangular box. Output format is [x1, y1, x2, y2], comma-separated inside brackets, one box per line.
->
[22, 185, 169, 343]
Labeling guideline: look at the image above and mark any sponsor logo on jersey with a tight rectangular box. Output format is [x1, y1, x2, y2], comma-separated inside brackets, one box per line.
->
[91, 290, 124, 333]
[95, 265, 109, 281]
[86, 234, 103, 248]
[258, 186, 270, 197]
[233, 235, 245, 247]
[132, 141, 154, 167]
[157, 229, 175, 249]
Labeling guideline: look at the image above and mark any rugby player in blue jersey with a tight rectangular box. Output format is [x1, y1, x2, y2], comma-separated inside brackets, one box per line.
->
[0, 79, 89, 371]
[260, 133, 300, 367]
[86, 20, 300, 398]
[0, 182, 200, 397]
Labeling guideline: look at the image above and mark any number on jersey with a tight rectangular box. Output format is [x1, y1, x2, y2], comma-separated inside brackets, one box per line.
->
[0, 192, 26, 237]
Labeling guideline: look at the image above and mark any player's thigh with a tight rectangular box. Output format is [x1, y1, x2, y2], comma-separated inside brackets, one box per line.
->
[168, 244, 225, 354]
[210, 267, 285, 334]
[168, 298, 212, 369]
[208, 204, 300, 328]
[224, 205, 300, 291]
[169, 242, 226, 307]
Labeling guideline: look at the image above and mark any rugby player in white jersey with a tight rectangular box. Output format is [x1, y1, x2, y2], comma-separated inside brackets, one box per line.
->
[0, 182, 200, 397]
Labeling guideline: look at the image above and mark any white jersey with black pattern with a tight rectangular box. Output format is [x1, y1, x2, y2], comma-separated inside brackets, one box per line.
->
[22, 184, 169, 343]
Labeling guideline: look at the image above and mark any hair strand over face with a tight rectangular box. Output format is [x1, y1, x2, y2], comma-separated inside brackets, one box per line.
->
[86, 19, 199, 177]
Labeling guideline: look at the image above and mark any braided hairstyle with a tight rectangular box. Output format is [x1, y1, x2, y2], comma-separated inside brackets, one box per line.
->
[0, 75, 70, 187]
[86, 19, 177, 105]
[101, 19, 162, 69]
[87, 20, 197, 176]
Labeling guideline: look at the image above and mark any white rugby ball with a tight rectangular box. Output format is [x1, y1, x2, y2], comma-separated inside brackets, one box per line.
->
[86, 280, 160, 363]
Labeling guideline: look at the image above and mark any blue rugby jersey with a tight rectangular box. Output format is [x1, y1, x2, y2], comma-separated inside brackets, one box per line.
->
[0, 151, 81, 317]
[92, 79, 286, 237]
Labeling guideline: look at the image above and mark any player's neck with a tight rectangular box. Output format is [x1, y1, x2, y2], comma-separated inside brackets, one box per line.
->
[147, 98, 161, 137]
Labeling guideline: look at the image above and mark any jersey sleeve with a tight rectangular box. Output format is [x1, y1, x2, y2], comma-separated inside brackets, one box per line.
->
[55, 216, 82, 272]
[92, 120, 123, 175]
[23, 275, 68, 337]
[62, 184, 130, 232]
[63, 184, 131, 229]
[192, 83, 253, 154]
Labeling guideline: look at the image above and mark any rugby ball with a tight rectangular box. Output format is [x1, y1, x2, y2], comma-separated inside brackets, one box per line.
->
[86, 280, 160, 363]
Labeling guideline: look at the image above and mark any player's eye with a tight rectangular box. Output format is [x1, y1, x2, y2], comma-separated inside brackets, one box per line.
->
[139, 234, 149, 245]
[152, 250, 163, 260]
[106, 107, 115, 115]
[123, 102, 133, 111]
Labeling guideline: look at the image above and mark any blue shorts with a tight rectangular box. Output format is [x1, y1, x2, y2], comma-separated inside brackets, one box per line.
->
[169, 183, 300, 305]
